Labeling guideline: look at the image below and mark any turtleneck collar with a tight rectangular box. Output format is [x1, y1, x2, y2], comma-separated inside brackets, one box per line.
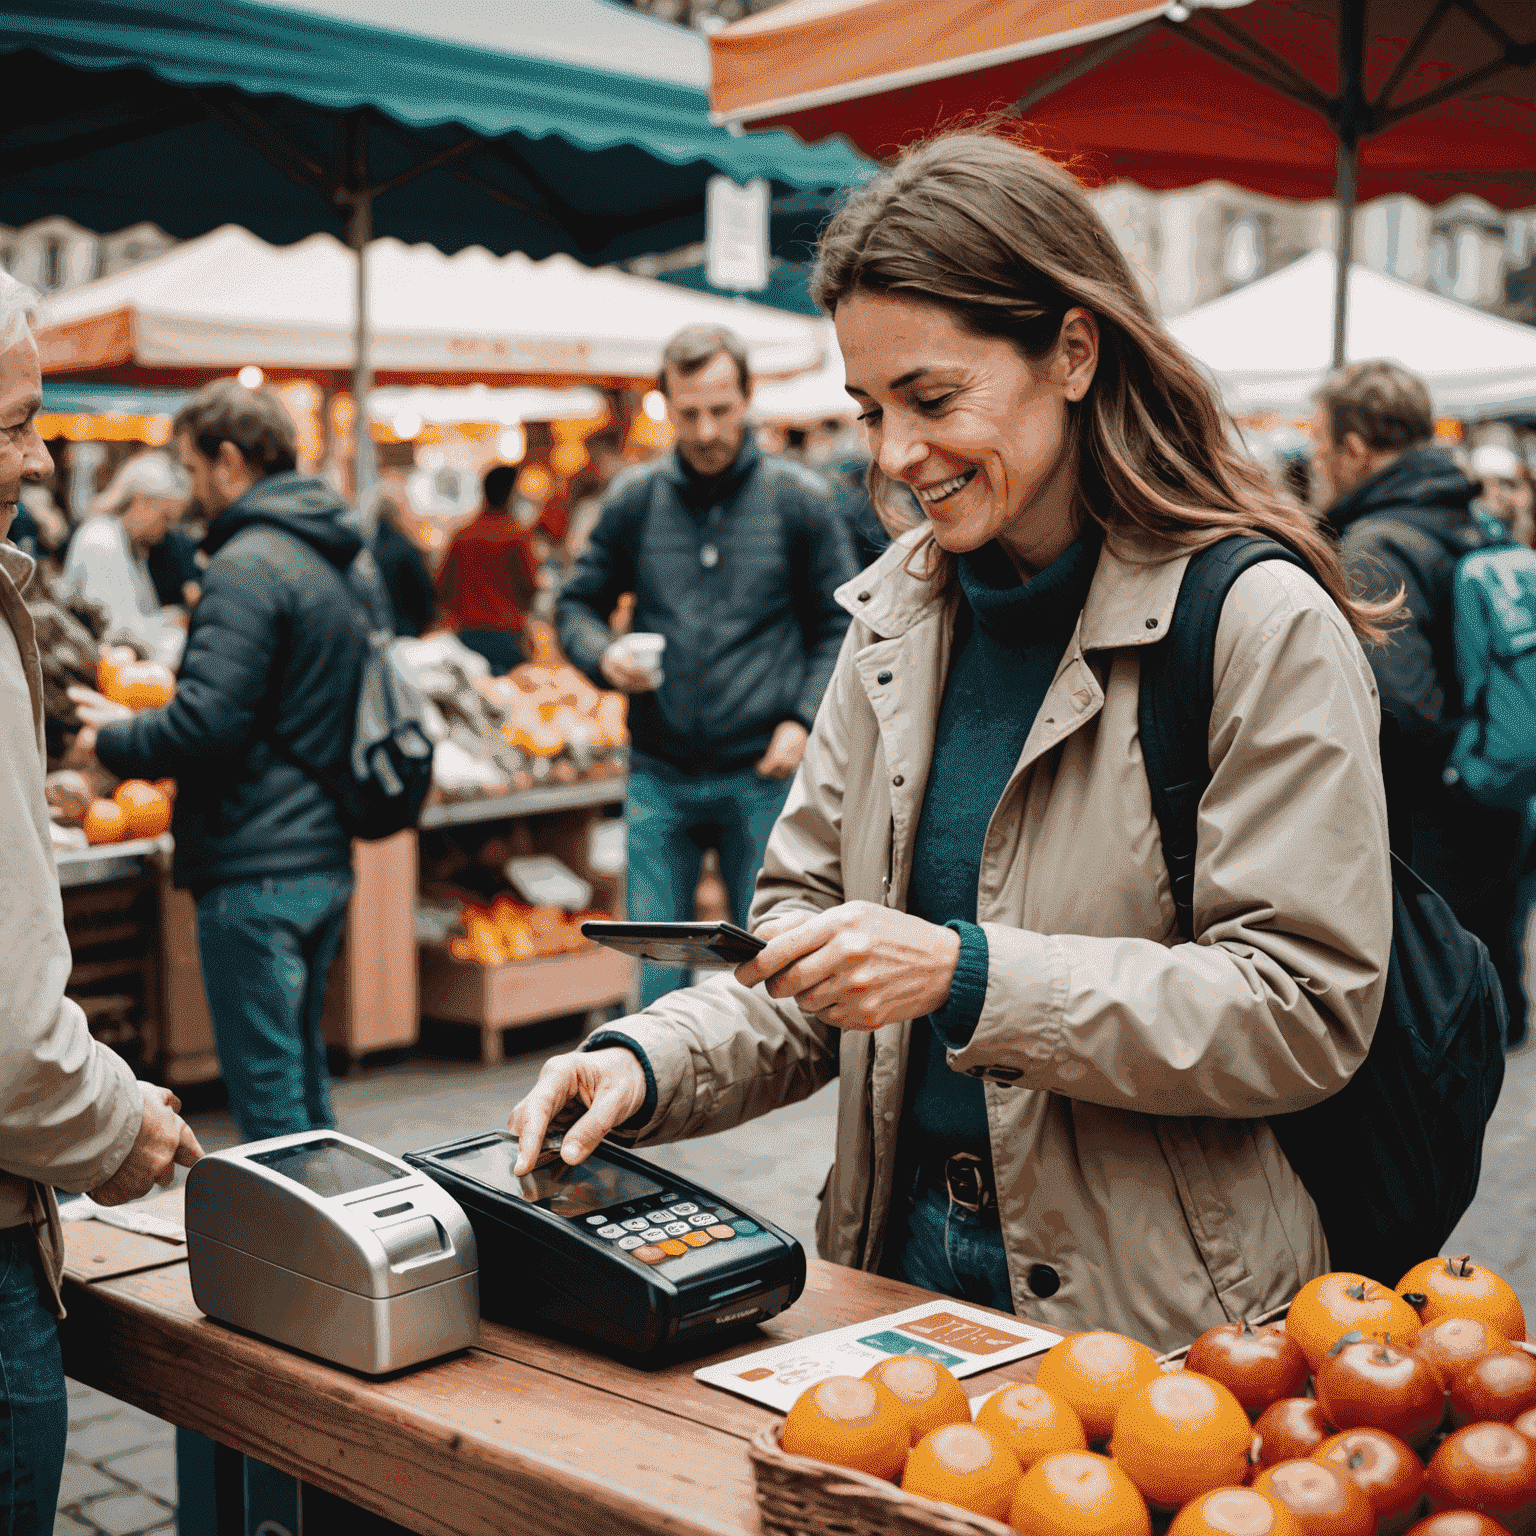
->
[956, 525, 1102, 651]
[662, 434, 761, 510]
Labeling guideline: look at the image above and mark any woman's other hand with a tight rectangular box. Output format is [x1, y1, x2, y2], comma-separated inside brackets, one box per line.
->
[734, 902, 961, 1030]
[507, 1047, 647, 1174]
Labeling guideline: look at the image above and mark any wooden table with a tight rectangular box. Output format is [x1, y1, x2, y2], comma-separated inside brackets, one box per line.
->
[59, 1190, 1061, 1536]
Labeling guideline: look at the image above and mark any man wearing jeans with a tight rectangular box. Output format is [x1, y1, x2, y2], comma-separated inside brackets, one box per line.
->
[79, 380, 370, 1140]
[557, 325, 856, 1004]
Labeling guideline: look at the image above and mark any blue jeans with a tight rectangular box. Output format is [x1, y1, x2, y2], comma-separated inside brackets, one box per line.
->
[0, 1227, 66, 1534]
[196, 871, 355, 1143]
[625, 754, 794, 1007]
[898, 1184, 1016, 1314]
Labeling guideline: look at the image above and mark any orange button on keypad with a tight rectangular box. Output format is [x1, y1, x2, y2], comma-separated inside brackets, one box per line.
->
[633, 1245, 667, 1263]
[706, 1225, 736, 1240]
[658, 1239, 687, 1256]
[681, 1231, 712, 1248]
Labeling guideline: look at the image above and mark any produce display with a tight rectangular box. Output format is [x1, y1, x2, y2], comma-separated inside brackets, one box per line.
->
[771, 1255, 1536, 1536]
[445, 894, 613, 965]
[392, 632, 627, 801]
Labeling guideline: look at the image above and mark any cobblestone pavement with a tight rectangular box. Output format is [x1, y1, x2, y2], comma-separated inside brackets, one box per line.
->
[58, 1027, 1534, 1533]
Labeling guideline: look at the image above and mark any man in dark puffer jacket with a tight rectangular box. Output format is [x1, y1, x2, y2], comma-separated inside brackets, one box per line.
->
[80, 381, 369, 1138]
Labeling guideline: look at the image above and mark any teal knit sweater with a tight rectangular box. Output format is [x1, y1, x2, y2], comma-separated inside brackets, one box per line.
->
[902, 530, 1101, 1155]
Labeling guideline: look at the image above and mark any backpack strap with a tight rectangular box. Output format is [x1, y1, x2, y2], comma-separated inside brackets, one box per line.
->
[1139, 535, 1308, 941]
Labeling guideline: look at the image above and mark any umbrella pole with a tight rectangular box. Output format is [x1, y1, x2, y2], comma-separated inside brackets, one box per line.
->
[1332, 137, 1357, 371]
[349, 193, 375, 508]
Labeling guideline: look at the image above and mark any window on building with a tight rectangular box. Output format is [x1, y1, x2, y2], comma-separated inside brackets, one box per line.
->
[42, 237, 64, 291]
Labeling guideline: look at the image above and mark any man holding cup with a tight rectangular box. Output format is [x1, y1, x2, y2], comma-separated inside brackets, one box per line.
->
[557, 324, 857, 1004]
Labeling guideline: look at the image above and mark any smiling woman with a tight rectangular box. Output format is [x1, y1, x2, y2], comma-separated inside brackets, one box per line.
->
[508, 131, 1400, 1349]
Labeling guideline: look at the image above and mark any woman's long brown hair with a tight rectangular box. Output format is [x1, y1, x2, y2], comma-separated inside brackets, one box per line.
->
[810, 131, 1397, 644]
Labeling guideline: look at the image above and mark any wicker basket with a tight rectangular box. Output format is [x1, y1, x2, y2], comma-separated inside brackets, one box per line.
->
[750, 1422, 1015, 1536]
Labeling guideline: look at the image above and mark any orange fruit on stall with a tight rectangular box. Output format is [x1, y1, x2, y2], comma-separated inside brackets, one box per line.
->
[1009, 1450, 1152, 1536]
[106, 660, 176, 711]
[902, 1423, 1021, 1523]
[1169, 1487, 1304, 1536]
[1252, 1458, 1377, 1536]
[1286, 1273, 1423, 1371]
[863, 1356, 971, 1446]
[780, 1375, 910, 1482]
[81, 799, 129, 845]
[1110, 1371, 1255, 1509]
[1035, 1332, 1164, 1442]
[1417, 1316, 1511, 1386]
[112, 780, 171, 839]
[95, 644, 139, 696]
[975, 1382, 1089, 1469]
[1399, 1257, 1527, 1343]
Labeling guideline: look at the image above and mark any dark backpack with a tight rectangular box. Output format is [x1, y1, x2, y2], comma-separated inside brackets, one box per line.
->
[1139, 534, 1507, 1286]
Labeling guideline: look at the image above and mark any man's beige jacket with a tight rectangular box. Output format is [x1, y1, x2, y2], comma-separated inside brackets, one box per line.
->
[611, 530, 1393, 1350]
[0, 543, 140, 1315]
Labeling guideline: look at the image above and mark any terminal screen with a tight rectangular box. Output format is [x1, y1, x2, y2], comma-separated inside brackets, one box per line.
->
[250, 1138, 406, 1198]
[439, 1137, 662, 1218]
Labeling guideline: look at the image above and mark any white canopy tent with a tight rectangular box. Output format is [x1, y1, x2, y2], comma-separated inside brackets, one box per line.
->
[749, 323, 856, 423]
[38, 225, 828, 386]
[1167, 251, 1536, 419]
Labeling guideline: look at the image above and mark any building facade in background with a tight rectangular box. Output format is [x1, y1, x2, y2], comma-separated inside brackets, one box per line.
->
[0, 216, 175, 297]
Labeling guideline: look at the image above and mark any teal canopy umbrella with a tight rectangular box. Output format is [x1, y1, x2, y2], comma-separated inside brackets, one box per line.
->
[6, 0, 866, 485]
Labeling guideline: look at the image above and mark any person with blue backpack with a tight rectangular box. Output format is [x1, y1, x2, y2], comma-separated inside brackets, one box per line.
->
[1310, 361, 1527, 1047]
[70, 379, 430, 1141]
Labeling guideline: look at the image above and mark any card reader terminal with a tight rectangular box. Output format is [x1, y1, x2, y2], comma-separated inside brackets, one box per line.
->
[405, 1131, 805, 1362]
[186, 1131, 479, 1375]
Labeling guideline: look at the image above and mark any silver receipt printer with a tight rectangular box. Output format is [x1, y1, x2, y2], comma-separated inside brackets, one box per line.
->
[186, 1131, 479, 1375]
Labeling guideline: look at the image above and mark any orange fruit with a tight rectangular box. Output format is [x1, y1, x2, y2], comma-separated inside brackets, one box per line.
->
[864, 1356, 971, 1446]
[976, 1382, 1089, 1469]
[1417, 1316, 1511, 1387]
[1110, 1370, 1255, 1509]
[1035, 1332, 1165, 1441]
[1169, 1487, 1304, 1536]
[1286, 1273, 1423, 1372]
[82, 799, 129, 845]
[781, 1375, 910, 1482]
[95, 644, 138, 695]
[1252, 1458, 1376, 1536]
[106, 660, 176, 711]
[903, 1423, 1021, 1523]
[1009, 1450, 1152, 1536]
[1399, 1257, 1526, 1344]
[112, 780, 171, 839]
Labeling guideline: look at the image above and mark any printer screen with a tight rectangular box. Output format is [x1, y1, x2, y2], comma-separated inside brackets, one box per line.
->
[250, 1137, 407, 1198]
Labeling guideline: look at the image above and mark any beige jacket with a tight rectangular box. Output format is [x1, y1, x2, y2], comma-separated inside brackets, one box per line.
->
[613, 530, 1393, 1351]
[0, 544, 140, 1316]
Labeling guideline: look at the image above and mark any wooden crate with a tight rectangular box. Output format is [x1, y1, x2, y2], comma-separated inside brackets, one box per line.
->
[418, 942, 634, 1063]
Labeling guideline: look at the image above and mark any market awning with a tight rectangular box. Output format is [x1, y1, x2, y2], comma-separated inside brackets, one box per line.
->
[709, 0, 1535, 212]
[6, 0, 869, 263]
[37, 225, 830, 387]
[1167, 250, 1536, 417]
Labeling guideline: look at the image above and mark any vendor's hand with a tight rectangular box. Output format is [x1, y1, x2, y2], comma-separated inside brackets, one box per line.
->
[508, 1047, 647, 1173]
[733, 901, 960, 1032]
[753, 720, 808, 781]
[67, 686, 133, 730]
[90, 1083, 204, 1207]
[598, 643, 659, 694]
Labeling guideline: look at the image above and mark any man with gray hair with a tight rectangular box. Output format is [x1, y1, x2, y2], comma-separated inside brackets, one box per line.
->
[0, 273, 203, 1528]
[558, 323, 857, 1005]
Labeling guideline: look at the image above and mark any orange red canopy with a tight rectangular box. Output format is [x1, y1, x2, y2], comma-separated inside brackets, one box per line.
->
[709, 0, 1536, 211]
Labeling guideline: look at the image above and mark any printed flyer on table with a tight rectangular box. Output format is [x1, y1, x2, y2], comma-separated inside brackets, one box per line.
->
[695, 1300, 1058, 1413]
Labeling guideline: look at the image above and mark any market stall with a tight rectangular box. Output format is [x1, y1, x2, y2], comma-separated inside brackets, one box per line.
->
[57, 1191, 1062, 1536]
[1166, 252, 1536, 419]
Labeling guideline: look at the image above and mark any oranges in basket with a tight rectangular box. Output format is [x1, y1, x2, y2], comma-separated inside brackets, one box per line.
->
[81, 799, 128, 845]
[773, 1256, 1533, 1536]
[112, 779, 172, 839]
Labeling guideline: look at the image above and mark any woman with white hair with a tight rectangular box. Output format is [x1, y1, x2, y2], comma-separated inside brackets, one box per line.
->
[62, 449, 191, 667]
[0, 269, 201, 1529]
